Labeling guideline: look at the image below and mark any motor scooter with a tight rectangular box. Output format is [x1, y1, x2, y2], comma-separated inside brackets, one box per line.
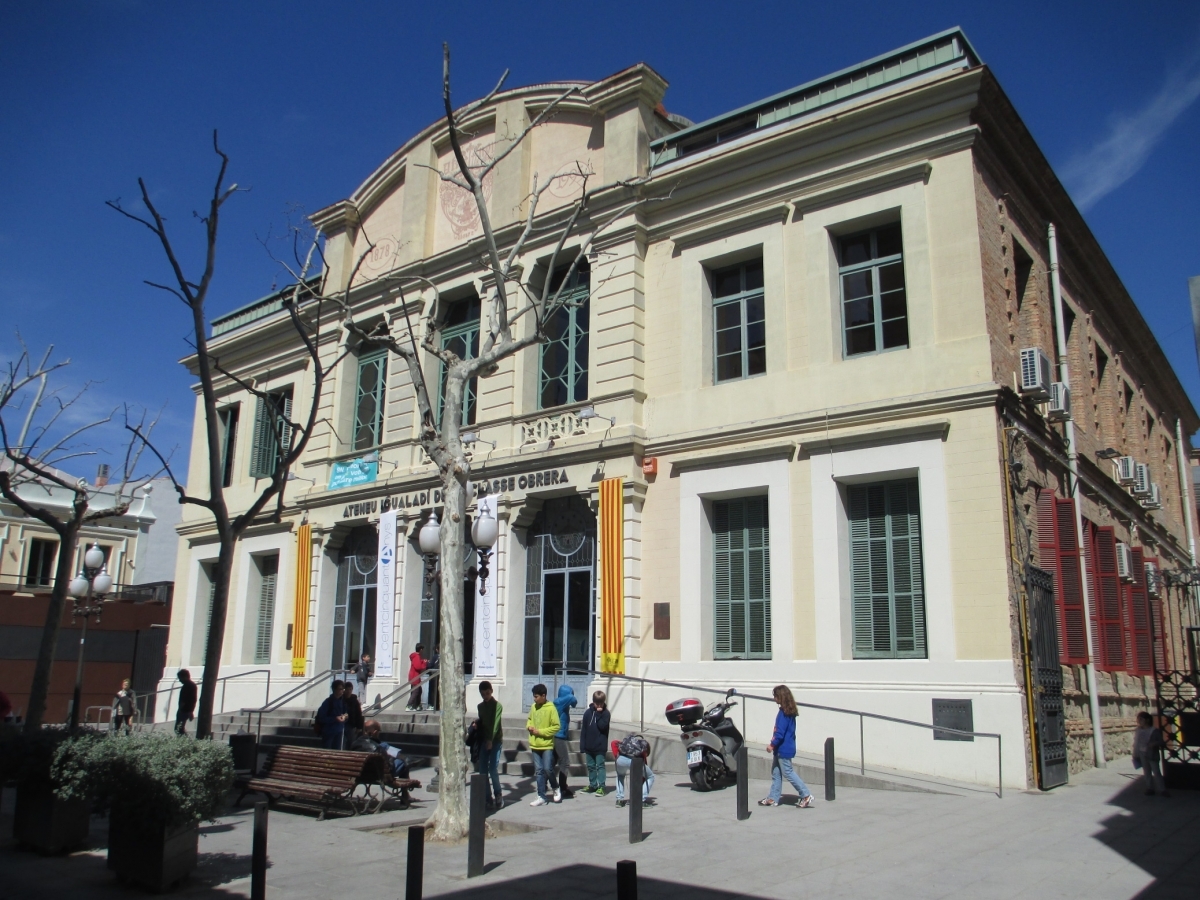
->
[665, 689, 744, 791]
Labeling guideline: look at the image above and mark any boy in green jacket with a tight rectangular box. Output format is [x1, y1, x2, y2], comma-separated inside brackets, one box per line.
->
[526, 683, 561, 806]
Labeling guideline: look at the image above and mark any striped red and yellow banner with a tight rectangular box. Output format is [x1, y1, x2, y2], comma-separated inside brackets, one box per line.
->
[599, 477, 624, 674]
[291, 523, 312, 677]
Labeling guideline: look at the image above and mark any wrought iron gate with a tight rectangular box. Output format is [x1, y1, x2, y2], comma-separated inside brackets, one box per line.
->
[1027, 565, 1068, 789]
[1155, 621, 1200, 789]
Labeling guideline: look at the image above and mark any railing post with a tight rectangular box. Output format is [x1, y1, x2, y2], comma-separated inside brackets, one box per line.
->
[824, 737, 836, 801]
[222, 678, 228, 715]
[736, 746, 749, 820]
[859, 714, 865, 775]
[640, 677, 645, 733]
[405, 824, 424, 900]
[251, 801, 268, 900]
[265, 670, 271, 708]
[628, 758, 644, 843]
[616, 860, 638, 900]
[997, 734, 1003, 799]
[468, 773, 486, 877]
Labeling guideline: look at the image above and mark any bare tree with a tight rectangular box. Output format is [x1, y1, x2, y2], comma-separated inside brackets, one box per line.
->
[312, 45, 649, 840]
[110, 134, 354, 738]
[0, 342, 159, 732]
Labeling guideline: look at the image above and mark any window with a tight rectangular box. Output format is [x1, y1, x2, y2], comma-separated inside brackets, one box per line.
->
[1086, 522, 1124, 671]
[438, 297, 481, 427]
[849, 479, 926, 659]
[253, 554, 279, 664]
[248, 387, 293, 479]
[839, 223, 908, 357]
[354, 350, 387, 451]
[218, 405, 239, 488]
[1013, 241, 1033, 310]
[711, 259, 765, 383]
[1036, 492, 1088, 664]
[713, 496, 771, 658]
[539, 260, 590, 408]
[1124, 547, 1167, 675]
[24, 538, 57, 587]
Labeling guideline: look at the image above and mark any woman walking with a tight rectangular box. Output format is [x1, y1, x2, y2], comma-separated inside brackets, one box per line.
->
[759, 685, 814, 808]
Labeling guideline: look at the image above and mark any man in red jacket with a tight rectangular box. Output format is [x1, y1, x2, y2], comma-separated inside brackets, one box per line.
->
[407, 643, 428, 710]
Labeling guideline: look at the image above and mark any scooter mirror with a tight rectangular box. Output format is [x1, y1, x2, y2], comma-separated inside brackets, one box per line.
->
[726, 688, 737, 698]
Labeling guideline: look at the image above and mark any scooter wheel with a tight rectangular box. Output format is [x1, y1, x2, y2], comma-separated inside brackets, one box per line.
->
[690, 766, 715, 792]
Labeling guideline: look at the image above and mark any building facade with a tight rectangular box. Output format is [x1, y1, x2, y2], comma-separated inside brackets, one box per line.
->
[159, 29, 1198, 788]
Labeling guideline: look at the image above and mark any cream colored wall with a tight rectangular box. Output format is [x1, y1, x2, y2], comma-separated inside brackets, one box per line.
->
[528, 112, 604, 213]
[639, 473, 679, 661]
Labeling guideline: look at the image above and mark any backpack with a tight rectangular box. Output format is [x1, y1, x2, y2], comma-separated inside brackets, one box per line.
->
[618, 734, 649, 759]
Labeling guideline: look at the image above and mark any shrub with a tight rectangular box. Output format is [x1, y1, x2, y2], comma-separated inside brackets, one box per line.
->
[0, 724, 100, 790]
[53, 733, 234, 830]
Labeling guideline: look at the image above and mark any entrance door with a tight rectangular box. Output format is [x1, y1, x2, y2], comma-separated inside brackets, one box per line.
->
[332, 527, 378, 672]
[1027, 565, 1068, 789]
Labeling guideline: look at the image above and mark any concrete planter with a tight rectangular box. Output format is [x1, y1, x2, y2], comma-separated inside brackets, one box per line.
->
[107, 811, 199, 891]
[13, 785, 91, 853]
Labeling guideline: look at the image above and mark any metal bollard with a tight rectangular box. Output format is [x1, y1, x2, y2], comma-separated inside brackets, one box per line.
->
[405, 825, 424, 900]
[251, 802, 268, 900]
[467, 772, 486, 877]
[736, 746, 749, 820]
[628, 757, 644, 843]
[616, 859, 638, 900]
[824, 737, 835, 801]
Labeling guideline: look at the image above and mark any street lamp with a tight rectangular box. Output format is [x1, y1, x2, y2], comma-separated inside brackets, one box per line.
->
[471, 504, 499, 594]
[419, 511, 441, 600]
[67, 542, 112, 730]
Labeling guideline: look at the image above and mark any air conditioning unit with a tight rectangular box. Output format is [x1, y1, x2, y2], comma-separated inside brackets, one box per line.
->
[1133, 463, 1152, 498]
[1116, 542, 1134, 582]
[1145, 562, 1160, 597]
[1047, 382, 1071, 421]
[1141, 483, 1162, 510]
[1115, 456, 1137, 485]
[1019, 348, 1053, 400]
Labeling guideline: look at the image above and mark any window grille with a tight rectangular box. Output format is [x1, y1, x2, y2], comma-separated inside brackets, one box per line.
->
[539, 260, 590, 408]
[353, 349, 387, 451]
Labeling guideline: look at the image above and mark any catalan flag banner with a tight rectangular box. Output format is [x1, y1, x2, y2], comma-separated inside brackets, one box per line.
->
[291, 523, 312, 677]
[600, 477, 625, 674]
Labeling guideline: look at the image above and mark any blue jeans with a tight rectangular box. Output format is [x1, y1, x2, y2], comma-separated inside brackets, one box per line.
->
[769, 754, 812, 802]
[476, 742, 503, 801]
[585, 752, 607, 790]
[614, 756, 654, 801]
[532, 748, 555, 800]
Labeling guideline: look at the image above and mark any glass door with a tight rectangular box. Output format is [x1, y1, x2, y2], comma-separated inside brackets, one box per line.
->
[332, 527, 378, 671]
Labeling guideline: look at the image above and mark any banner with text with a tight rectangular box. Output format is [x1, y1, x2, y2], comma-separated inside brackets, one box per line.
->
[376, 509, 397, 677]
[472, 494, 499, 677]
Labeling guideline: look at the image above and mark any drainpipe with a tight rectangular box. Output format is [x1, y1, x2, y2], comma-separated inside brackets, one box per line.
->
[1049, 223, 1106, 767]
[1175, 418, 1197, 566]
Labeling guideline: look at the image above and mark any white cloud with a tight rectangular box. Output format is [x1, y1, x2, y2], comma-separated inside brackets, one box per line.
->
[1062, 52, 1200, 211]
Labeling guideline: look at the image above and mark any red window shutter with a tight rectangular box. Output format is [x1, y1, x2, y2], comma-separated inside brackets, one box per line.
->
[1125, 547, 1153, 675]
[1036, 491, 1089, 665]
[1090, 525, 1124, 671]
[1145, 556, 1168, 672]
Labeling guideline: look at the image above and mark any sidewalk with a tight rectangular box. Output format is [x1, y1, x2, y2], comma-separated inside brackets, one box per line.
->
[3, 759, 1196, 899]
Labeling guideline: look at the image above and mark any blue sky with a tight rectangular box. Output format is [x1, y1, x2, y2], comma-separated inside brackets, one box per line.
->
[3, 1, 1199, 480]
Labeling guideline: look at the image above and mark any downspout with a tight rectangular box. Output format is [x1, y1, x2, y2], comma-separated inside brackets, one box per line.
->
[1174, 418, 1196, 566]
[1049, 223, 1106, 767]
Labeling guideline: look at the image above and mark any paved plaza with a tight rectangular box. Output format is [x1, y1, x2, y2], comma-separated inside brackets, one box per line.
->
[3, 759, 1197, 899]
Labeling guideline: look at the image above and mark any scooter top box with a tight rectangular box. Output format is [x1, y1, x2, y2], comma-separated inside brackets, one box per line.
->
[665, 697, 705, 726]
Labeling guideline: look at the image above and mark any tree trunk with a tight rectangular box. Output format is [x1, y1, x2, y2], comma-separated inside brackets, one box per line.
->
[24, 520, 82, 732]
[195, 542, 234, 739]
[427, 472, 469, 840]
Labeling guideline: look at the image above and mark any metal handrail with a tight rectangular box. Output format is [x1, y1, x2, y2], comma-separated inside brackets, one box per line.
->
[132, 668, 272, 728]
[84, 705, 113, 725]
[363, 669, 441, 717]
[244, 668, 349, 739]
[555, 667, 1004, 798]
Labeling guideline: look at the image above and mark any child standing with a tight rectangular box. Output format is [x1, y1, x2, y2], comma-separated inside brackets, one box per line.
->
[759, 685, 814, 808]
[580, 691, 611, 795]
[1133, 711, 1168, 796]
[526, 684, 561, 806]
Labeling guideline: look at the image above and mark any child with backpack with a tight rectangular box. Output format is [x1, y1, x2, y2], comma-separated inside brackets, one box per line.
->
[612, 733, 654, 808]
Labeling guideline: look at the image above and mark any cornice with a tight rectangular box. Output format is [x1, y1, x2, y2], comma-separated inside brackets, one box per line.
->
[310, 199, 360, 235]
[581, 63, 669, 113]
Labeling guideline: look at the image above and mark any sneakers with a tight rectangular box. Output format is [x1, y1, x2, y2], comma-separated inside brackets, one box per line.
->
[595, 787, 606, 797]
[615, 799, 626, 808]
[494, 797, 505, 809]
[798, 795, 814, 808]
[530, 796, 549, 807]
[580, 786, 595, 794]
[552, 790, 562, 803]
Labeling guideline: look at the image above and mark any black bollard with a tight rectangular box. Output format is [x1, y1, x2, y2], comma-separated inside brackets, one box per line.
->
[628, 757, 644, 843]
[468, 772, 486, 877]
[824, 737, 835, 801]
[251, 801, 268, 900]
[616, 859, 638, 900]
[736, 746, 749, 820]
[405, 825, 425, 900]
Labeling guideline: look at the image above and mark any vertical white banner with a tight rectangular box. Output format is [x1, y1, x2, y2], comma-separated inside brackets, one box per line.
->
[376, 509, 397, 677]
[473, 495, 498, 677]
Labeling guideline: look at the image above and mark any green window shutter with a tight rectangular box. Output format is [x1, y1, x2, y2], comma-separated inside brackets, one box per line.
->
[248, 396, 273, 478]
[254, 555, 279, 664]
[849, 479, 926, 659]
[277, 390, 294, 462]
[713, 496, 770, 659]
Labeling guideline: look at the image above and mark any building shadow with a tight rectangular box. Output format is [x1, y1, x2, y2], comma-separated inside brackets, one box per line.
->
[428, 862, 765, 899]
[1090, 774, 1200, 899]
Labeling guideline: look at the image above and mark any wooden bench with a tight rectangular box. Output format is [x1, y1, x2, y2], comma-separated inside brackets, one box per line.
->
[243, 746, 379, 819]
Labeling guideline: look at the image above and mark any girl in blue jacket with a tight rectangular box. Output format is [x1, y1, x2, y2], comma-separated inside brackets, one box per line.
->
[759, 685, 814, 808]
